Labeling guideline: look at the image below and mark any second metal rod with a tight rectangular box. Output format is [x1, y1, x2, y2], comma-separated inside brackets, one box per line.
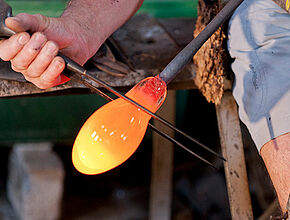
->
[83, 80, 216, 168]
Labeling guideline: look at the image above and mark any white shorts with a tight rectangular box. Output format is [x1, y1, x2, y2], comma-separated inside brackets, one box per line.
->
[228, 0, 290, 151]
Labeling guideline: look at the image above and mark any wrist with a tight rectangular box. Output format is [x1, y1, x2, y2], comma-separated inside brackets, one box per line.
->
[58, 15, 104, 65]
[58, 0, 144, 64]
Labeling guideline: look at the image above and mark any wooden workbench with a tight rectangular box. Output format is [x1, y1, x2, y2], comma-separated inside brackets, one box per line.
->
[0, 14, 196, 98]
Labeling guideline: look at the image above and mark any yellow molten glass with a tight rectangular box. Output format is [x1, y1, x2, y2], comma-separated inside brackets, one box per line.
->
[72, 75, 167, 175]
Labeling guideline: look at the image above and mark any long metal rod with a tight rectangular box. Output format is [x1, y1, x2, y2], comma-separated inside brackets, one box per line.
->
[81, 69, 225, 161]
[62, 54, 224, 161]
[159, 0, 244, 84]
[61, 0, 246, 160]
[149, 124, 216, 169]
[82, 78, 217, 168]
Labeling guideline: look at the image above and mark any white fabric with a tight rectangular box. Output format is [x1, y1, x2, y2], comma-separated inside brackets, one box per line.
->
[228, 0, 290, 151]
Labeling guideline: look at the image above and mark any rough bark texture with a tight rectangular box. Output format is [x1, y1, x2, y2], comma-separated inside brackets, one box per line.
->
[193, 0, 233, 104]
[272, 0, 290, 13]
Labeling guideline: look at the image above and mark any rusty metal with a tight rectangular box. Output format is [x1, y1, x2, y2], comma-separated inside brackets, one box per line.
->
[92, 43, 131, 77]
[93, 58, 130, 77]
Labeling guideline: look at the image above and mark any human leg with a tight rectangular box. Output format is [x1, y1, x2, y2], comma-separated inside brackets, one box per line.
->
[260, 133, 290, 212]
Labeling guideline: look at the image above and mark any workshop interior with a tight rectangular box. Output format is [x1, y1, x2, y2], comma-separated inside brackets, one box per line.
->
[0, 0, 282, 219]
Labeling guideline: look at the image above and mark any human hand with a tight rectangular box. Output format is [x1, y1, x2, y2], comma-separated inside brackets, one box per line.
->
[0, 13, 96, 89]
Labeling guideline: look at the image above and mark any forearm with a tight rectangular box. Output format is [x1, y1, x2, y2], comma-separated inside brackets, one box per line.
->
[61, 0, 144, 58]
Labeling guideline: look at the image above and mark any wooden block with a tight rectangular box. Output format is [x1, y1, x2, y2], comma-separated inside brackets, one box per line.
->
[7, 143, 64, 220]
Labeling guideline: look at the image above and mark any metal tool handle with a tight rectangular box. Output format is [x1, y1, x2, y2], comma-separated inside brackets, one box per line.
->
[0, 3, 16, 39]
[159, 0, 244, 84]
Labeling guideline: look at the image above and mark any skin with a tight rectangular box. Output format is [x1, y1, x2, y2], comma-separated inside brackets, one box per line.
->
[260, 132, 290, 212]
[0, 0, 144, 89]
[0, 0, 288, 213]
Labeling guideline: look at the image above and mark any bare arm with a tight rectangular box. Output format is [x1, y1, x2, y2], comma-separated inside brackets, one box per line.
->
[60, 0, 144, 63]
[0, 0, 143, 89]
[260, 132, 290, 212]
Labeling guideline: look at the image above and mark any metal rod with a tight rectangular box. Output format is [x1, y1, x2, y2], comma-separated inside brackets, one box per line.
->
[148, 124, 217, 169]
[62, 55, 225, 160]
[82, 78, 217, 168]
[159, 0, 244, 84]
[81, 69, 225, 161]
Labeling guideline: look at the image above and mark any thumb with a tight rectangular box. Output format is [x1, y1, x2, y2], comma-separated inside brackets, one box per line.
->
[5, 13, 49, 33]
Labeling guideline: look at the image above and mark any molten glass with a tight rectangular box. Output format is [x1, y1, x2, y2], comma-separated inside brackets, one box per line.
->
[72, 75, 167, 175]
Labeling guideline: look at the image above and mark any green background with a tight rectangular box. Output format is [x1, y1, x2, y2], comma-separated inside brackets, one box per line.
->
[7, 0, 197, 18]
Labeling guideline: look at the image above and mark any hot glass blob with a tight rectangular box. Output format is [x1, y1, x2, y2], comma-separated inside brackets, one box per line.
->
[72, 75, 167, 175]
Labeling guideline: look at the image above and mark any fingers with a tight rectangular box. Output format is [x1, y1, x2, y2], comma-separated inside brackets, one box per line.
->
[24, 57, 67, 89]
[39, 57, 66, 88]
[0, 31, 67, 89]
[0, 32, 30, 61]
[5, 16, 28, 33]
[11, 32, 47, 73]
[5, 13, 47, 33]
[24, 41, 59, 78]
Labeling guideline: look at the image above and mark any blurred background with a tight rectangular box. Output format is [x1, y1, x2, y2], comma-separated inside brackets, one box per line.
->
[0, 0, 277, 220]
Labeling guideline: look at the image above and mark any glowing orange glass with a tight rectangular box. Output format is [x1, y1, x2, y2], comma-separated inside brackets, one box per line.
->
[72, 75, 167, 175]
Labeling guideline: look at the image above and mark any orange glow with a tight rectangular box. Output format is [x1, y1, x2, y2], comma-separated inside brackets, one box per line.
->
[72, 75, 167, 175]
